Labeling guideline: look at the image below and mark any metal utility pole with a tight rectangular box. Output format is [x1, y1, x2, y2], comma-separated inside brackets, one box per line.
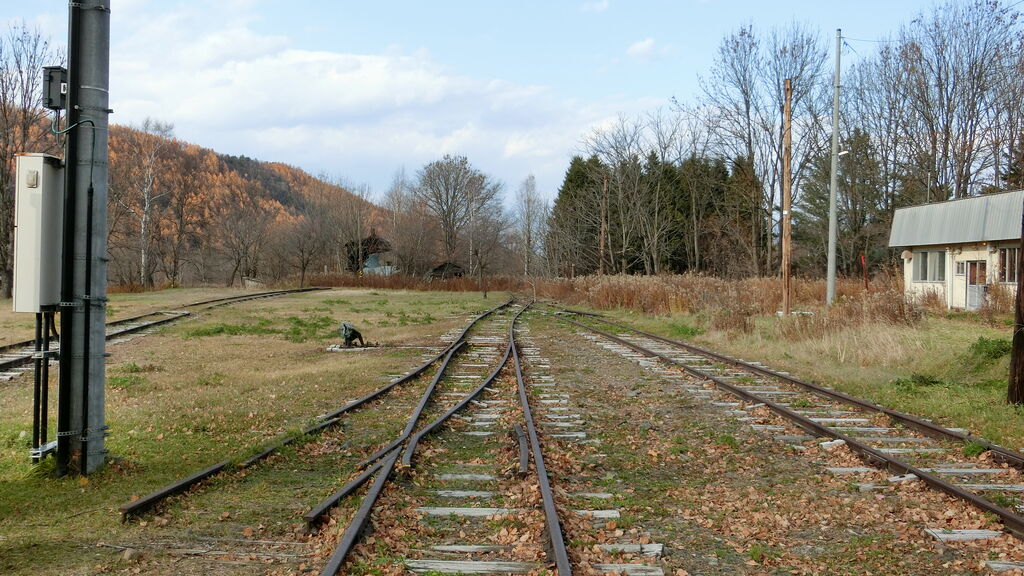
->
[782, 79, 793, 316]
[57, 0, 111, 476]
[826, 28, 842, 306]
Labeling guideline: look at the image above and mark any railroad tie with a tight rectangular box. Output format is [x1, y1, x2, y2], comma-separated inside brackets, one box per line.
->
[924, 528, 1003, 543]
[405, 559, 543, 574]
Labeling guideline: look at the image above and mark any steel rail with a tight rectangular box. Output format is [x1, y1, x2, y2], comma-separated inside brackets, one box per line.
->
[180, 287, 325, 310]
[570, 311, 1024, 469]
[318, 304, 529, 575]
[306, 336, 475, 525]
[318, 448, 402, 576]
[356, 340, 466, 468]
[319, 299, 512, 423]
[513, 308, 572, 575]
[0, 311, 191, 374]
[119, 300, 510, 520]
[303, 452, 391, 527]
[120, 415, 343, 521]
[512, 423, 529, 477]
[401, 338, 514, 467]
[569, 318, 1024, 537]
[2, 288, 324, 374]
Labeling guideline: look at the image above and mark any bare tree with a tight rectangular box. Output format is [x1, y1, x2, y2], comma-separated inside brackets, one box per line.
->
[108, 118, 175, 288]
[0, 23, 58, 298]
[896, 0, 1021, 198]
[383, 167, 436, 275]
[513, 174, 548, 277]
[700, 24, 765, 273]
[336, 181, 372, 273]
[700, 22, 828, 274]
[584, 115, 647, 273]
[275, 178, 339, 286]
[414, 154, 501, 265]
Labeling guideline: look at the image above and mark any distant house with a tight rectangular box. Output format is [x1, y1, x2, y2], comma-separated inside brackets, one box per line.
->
[362, 251, 396, 276]
[428, 261, 465, 279]
[345, 230, 392, 274]
[889, 190, 1024, 310]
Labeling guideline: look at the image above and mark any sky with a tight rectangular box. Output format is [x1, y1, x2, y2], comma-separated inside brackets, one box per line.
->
[5, 0, 939, 205]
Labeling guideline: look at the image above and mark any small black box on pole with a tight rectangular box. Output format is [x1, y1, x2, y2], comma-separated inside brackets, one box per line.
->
[42, 66, 67, 111]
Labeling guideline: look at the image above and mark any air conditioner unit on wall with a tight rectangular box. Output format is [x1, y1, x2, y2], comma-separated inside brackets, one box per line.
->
[13, 153, 64, 313]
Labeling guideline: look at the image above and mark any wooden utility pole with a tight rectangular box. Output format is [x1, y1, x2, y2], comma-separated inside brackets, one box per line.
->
[781, 79, 793, 316]
[1008, 197, 1024, 404]
[598, 175, 607, 275]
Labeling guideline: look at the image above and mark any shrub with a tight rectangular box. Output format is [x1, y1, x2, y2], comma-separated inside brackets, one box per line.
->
[969, 337, 1012, 360]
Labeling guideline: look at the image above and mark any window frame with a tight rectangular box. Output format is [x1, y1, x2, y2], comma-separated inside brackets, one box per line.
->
[1000, 247, 1020, 284]
[912, 250, 946, 283]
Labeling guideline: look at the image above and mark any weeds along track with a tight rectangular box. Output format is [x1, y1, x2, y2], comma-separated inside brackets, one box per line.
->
[310, 302, 569, 575]
[0, 287, 325, 381]
[111, 300, 513, 573]
[310, 304, 669, 576]
[561, 309, 1024, 557]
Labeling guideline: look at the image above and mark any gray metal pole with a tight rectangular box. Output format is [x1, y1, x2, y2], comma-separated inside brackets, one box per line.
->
[826, 28, 841, 306]
[64, 0, 110, 475]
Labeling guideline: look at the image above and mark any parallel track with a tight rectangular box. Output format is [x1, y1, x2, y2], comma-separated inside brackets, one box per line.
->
[1, 288, 325, 377]
[562, 310, 1024, 539]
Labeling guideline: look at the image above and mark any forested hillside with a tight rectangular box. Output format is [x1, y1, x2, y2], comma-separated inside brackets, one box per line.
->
[107, 121, 386, 288]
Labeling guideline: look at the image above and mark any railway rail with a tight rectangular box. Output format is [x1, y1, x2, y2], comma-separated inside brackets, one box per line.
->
[117, 298, 666, 575]
[311, 303, 668, 576]
[0, 287, 323, 379]
[119, 298, 512, 521]
[561, 308, 1024, 549]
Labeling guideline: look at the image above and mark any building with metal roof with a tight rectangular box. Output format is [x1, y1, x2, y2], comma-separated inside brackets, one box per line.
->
[889, 190, 1024, 310]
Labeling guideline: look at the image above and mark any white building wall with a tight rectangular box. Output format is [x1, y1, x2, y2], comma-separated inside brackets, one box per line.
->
[904, 242, 1016, 309]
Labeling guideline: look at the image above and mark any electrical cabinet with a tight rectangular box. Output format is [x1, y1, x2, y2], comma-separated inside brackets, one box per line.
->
[13, 153, 64, 313]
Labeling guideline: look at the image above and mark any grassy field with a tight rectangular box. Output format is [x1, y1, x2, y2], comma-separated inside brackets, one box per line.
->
[0, 287, 270, 347]
[590, 303, 1024, 451]
[4, 280, 1024, 573]
[0, 287, 496, 575]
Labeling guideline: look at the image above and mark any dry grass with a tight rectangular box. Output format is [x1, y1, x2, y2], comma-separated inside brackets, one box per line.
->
[543, 274, 1024, 450]
[0, 288, 493, 575]
[534, 274, 922, 336]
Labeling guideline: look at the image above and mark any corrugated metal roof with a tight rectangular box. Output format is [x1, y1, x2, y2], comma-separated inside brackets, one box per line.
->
[888, 189, 1024, 247]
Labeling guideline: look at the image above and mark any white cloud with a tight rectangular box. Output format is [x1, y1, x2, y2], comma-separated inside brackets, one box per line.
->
[626, 38, 657, 58]
[101, 2, 657, 200]
[580, 0, 610, 13]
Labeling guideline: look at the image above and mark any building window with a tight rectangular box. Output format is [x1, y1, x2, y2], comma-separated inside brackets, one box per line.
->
[955, 261, 966, 276]
[913, 250, 945, 282]
[1000, 247, 1020, 283]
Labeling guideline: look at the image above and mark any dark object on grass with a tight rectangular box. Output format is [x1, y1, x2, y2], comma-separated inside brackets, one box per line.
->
[339, 322, 365, 347]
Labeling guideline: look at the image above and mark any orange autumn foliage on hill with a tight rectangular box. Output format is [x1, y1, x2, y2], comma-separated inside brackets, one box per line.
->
[106, 123, 386, 288]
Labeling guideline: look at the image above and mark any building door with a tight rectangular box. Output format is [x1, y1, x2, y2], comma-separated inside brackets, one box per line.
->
[967, 261, 987, 311]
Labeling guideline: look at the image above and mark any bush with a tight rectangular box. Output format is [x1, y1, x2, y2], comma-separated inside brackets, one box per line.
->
[968, 337, 1012, 360]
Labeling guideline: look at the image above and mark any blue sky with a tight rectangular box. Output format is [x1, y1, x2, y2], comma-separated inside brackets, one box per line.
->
[7, 1, 937, 203]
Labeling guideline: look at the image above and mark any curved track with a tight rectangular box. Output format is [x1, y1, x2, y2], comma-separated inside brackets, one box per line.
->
[119, 298, 512, 520]
[313, 302, 578, 575]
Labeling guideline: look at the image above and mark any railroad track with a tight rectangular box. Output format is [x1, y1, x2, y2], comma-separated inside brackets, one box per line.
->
[0, 288, 323, 380]
[114, 301, 669, 574]
[560, 308, 1024, 565]
[312, 303, 668, 576]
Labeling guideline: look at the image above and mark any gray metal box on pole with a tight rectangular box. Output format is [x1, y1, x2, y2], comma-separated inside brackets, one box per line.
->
[12, 154, 64, 313]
